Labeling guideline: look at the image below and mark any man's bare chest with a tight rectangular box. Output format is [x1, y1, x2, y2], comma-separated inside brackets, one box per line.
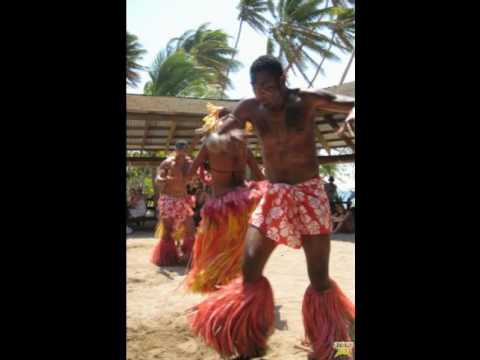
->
[254, 111, 313, 146]
[168, 162, 187, 176]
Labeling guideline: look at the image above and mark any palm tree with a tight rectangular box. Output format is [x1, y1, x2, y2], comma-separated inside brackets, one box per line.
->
[331, 0, 355, 6]
[267, 0, 349, 84]
[338, 47, 354, 85]
[144, 24, 239, 98]
[127, 32, 147, 88]
[308, 6, 355, 87]
[222, 0, 273, 96]
[329, 1, 355, 86]
[143, 48, 216, 97]
[168, 24, 242, 93]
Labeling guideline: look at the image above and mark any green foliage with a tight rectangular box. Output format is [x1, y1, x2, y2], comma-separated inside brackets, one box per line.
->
[237, 0, 273, 34]
[144, 24, 241, 97]
[126, 167, 154, 199]
[169, 24, 242, 90]
[127, 32, 147, 88]
[260, 0, 356, 87]
[144, 49, 215, 96]
[319, 163, 338, 177]
[268, 0, 344, 80]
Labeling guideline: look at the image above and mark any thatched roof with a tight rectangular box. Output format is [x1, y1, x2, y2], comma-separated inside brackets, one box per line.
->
[127, 86, 355, 156]
[323, 82, 355, 97]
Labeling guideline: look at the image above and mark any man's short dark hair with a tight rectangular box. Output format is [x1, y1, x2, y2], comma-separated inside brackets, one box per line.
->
[250, 55, 284, 84]
[329, 176, 335, 182]
[175, 139, 188, 149]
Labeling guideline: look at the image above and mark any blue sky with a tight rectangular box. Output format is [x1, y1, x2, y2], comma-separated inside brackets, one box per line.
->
[127, 0, 355, 190]
[127, 0, 355, 98]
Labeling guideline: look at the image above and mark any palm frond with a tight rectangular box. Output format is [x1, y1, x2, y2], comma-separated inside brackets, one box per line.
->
[238, 0, 272, 33]
[127, 31, 147, 87]
[284, 0, 304, 18]
[145, 49, 213, 96]
[290, 0, 330, 23]
[331, 0, 355, 7]
[267, 0, 276, 19]
[278, 0, 286, 20]
[169, 24, 243, 89]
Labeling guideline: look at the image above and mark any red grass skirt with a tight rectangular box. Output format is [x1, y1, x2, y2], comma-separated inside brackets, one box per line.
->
[150, 221, 181, 266]
[185, 184, 263, 293]
[180, 234, 195, 264]
[189, 276, 274, 358]
[151, 194, 195, 266]
[302, 279, 355, 359]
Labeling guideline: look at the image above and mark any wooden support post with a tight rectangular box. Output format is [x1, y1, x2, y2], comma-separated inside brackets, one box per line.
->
[165, 121, 177, 153]
[141, 121, 150, 152]
[315, 125, 331, 155]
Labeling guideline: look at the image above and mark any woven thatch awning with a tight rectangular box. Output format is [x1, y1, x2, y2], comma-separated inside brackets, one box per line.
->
[323, 81, 355, 97]
[127, 82, 355, 164]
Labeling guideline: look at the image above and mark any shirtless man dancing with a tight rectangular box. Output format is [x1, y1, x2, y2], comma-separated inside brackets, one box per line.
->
[190, 55, 355, 360]
[151, 140, 195, 266]
[185, 104, 265, 293]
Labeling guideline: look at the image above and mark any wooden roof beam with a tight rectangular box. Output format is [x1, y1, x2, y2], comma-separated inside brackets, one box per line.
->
[128, 112, 345, 125]
[128, 112, 199, 122]
[325, 115, 355, 151]
[315, 126, 331, 155]
[127, 154, 354, 166]
[127, 130, 343, 138]
[127, 144, 351, 152]
[317, 153, 354, 164]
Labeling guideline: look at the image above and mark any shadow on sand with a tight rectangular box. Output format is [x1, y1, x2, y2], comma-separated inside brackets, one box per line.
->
[127, 230, 155, 239]
[274, 305, 288, 330]
[156, 266, 188, 278]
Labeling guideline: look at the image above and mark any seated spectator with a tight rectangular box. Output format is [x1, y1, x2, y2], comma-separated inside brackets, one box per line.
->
[346, 191, 355, 210]
[126, 203, 134, 234]
[128, 188, 147, 219]
[332, 203, 354, 233]
[332, 203, 347, 229]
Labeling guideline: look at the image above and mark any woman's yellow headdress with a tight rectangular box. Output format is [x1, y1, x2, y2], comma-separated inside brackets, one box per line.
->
[196, 103, 253, 135]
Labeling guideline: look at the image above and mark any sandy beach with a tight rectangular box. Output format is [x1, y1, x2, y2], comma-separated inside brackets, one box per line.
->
[127, 231, 355, 360]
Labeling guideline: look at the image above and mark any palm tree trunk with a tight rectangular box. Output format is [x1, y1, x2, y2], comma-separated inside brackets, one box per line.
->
[284, 59, 295, 74]
[233, 19, 243, 53]
[307, 0, 332, 87]
[222, 19, 244, 98]
[298, 64, 313, 85]
[339, 47, 354, 85]
[308, 32, 335, 88]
